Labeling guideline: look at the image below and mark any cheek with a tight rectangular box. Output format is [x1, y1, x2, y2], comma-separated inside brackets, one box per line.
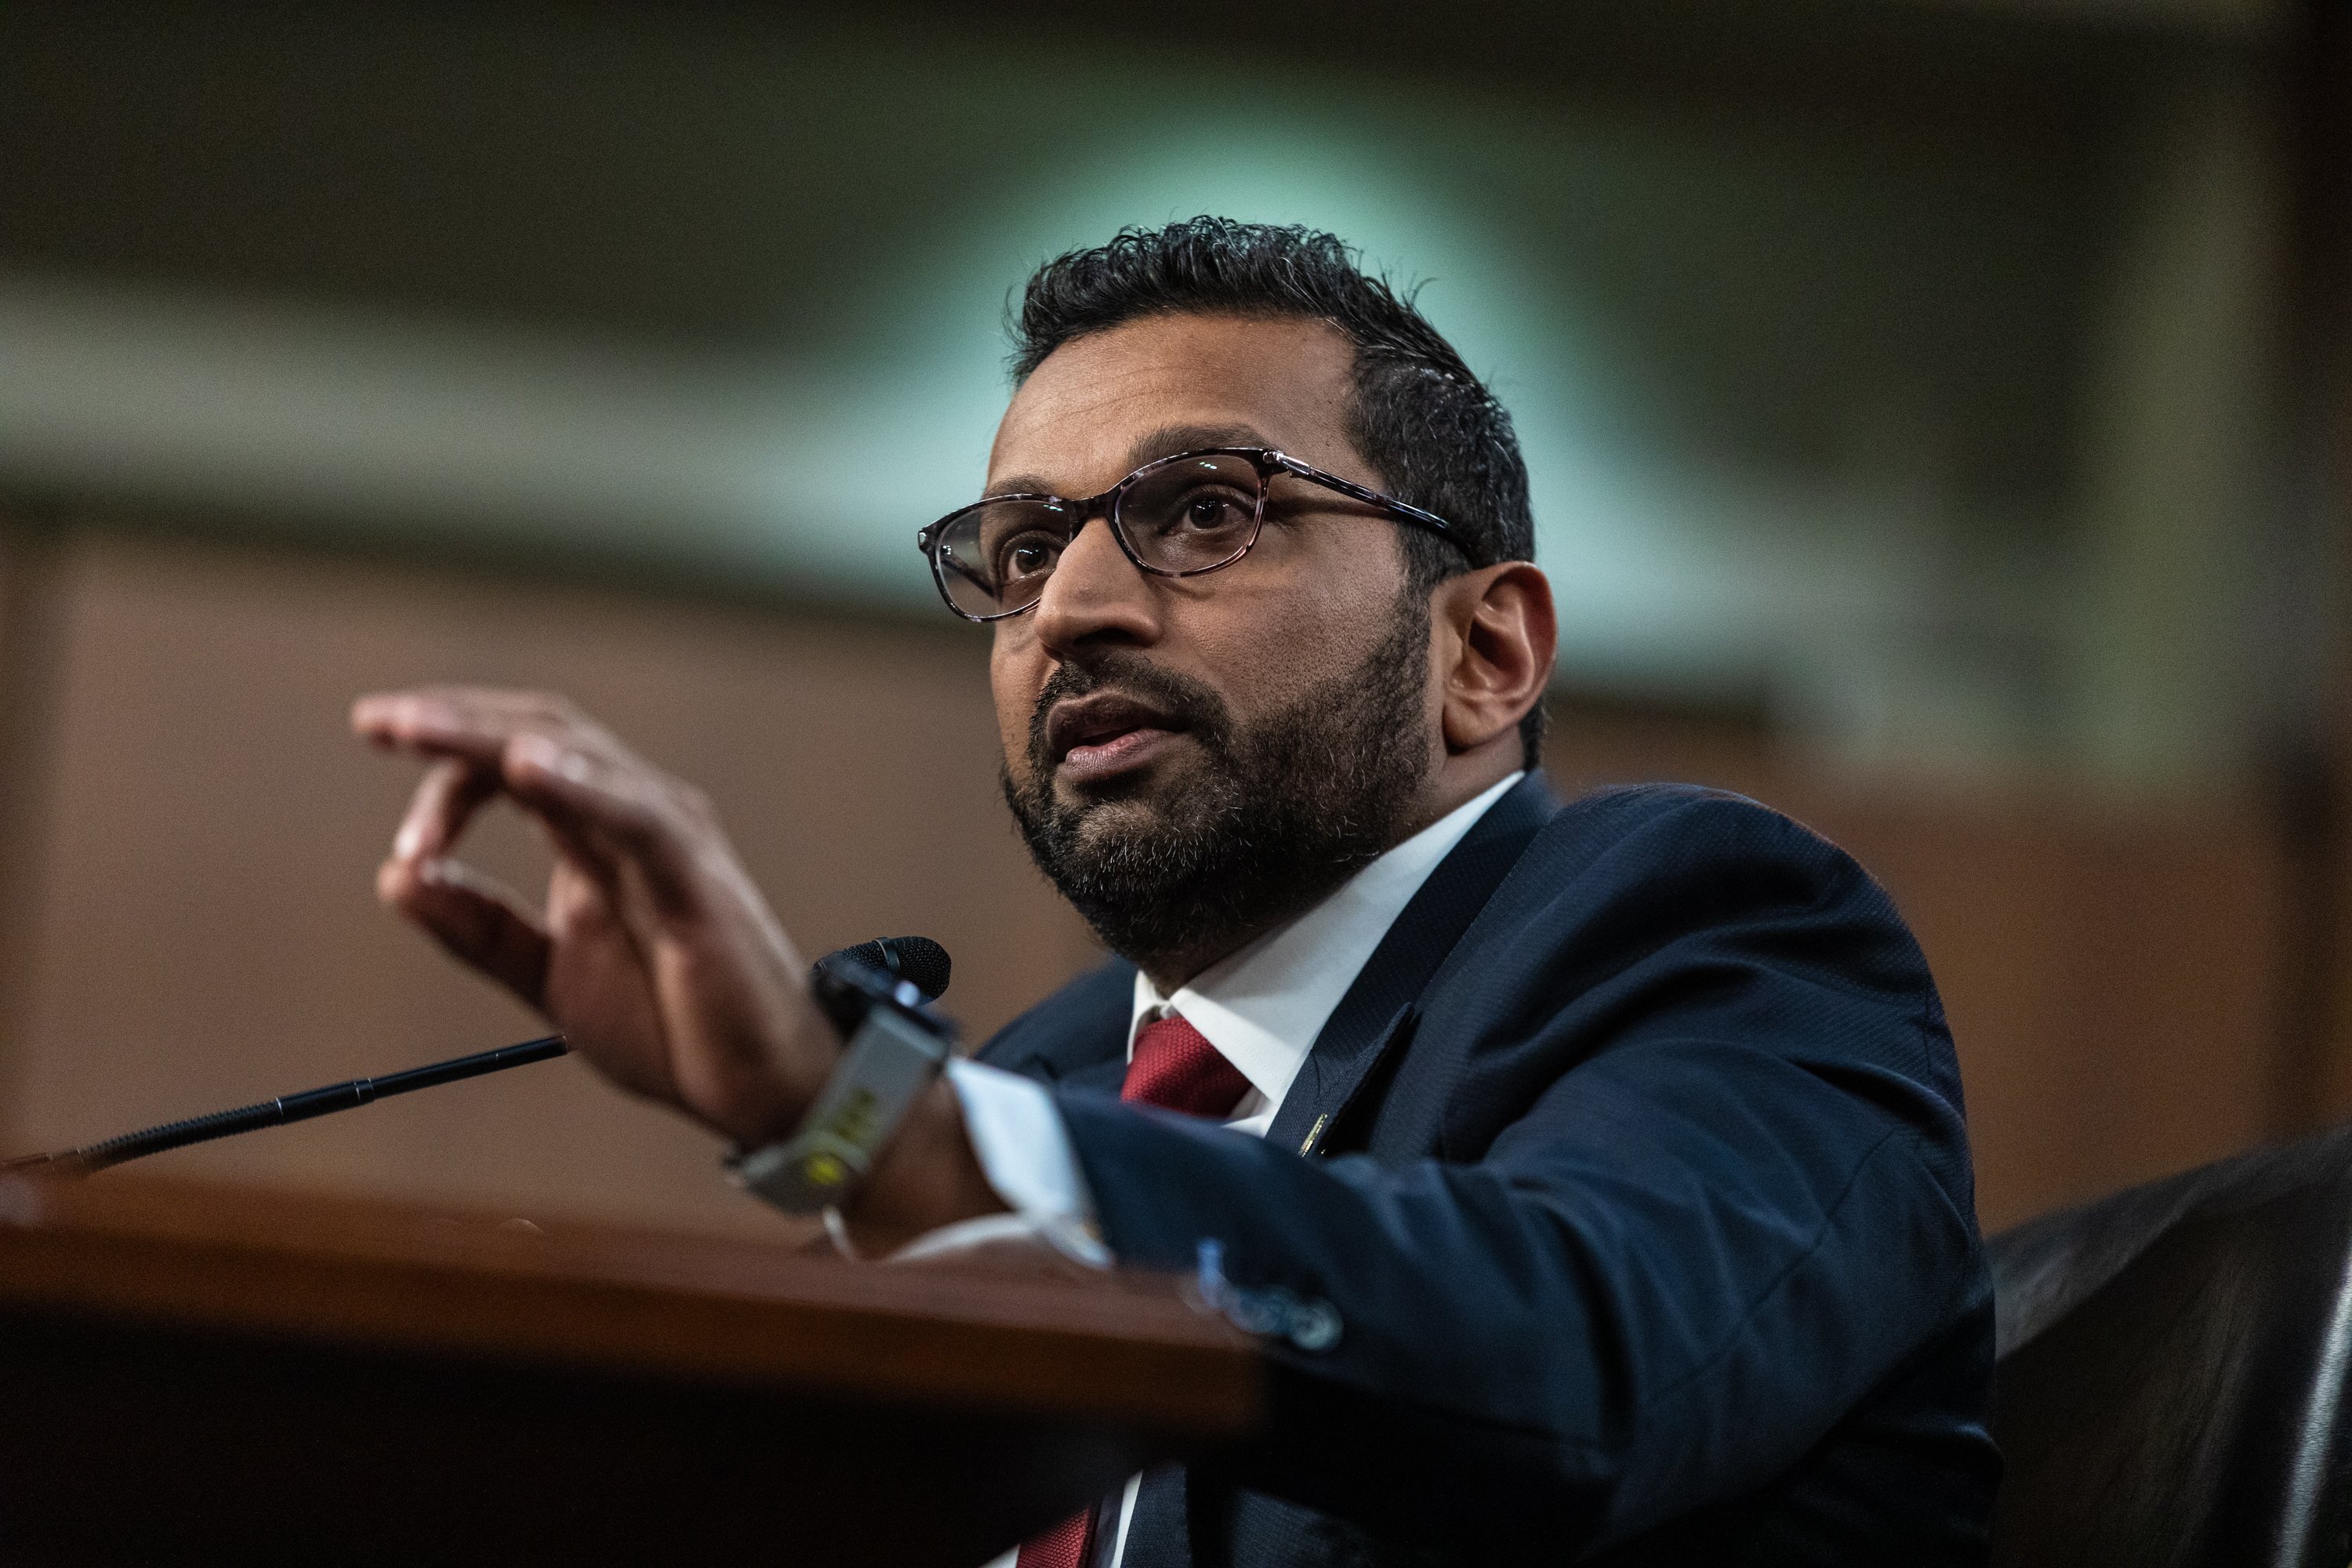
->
[1188, 567, 1395, 710]
[989, 633, 1043, 771]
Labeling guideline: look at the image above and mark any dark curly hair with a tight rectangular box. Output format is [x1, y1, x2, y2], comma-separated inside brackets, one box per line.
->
[1011, 217, 1545, 767]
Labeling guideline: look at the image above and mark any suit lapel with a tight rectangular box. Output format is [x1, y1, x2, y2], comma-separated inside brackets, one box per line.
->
[1265, 772, 1559, 1156]
[1059, 1054, 1131, 1096]
[982, 775, 1559, 1138]
[974, 958, 1134, 1083]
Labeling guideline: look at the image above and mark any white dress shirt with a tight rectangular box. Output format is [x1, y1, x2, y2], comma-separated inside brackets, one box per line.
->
[949, 772, 1523, 1568]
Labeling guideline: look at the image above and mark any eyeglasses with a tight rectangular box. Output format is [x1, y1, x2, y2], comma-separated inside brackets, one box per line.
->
[915, 447, 1459, 622]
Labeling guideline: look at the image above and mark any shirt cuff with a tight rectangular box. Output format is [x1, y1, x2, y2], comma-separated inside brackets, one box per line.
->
[921, 1058, 1110, 1269]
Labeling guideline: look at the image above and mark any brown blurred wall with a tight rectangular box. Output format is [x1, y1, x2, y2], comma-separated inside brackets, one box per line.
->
[0, 524, 2292, 1236]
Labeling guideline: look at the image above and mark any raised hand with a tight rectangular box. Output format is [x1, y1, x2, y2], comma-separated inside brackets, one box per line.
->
[351, 688, 836, 1149]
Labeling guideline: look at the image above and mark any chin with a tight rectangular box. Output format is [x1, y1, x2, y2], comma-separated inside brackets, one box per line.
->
[1054, 750, 1187, 811]
[1061, 790, 1167, 843]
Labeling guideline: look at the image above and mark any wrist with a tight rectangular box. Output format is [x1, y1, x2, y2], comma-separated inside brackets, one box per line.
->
[727, 970, 957, 1219]
[710, 1029, 836, 1149]
[835, 1077, 1006, 1254]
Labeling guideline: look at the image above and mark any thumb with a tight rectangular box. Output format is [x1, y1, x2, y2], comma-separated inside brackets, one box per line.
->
[379, 854, 552, 1008]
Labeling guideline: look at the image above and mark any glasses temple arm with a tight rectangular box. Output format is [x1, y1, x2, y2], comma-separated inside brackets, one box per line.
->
[1269, 453, 1455, 535]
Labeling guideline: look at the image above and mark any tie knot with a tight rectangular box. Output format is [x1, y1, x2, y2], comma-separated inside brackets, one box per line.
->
[1123, 1011, 1252, 1119]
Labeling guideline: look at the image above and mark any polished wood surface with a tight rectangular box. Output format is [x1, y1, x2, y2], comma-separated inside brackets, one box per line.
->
[0, 1172, 1260, 1566]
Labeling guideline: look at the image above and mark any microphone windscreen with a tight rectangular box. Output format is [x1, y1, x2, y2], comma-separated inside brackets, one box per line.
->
[822, 935, 952, 1002]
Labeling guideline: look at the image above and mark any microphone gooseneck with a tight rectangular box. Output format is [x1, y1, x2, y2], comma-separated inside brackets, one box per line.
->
[5, 1034, 570, 1176]
[0, 935, 955, 1176]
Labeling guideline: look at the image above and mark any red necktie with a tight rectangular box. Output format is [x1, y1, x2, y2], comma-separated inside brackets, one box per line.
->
[1014, 1011, 1251, 1568]
[1121, 1011, 1253, 1118]
[1015, 1510, 1095, 1568]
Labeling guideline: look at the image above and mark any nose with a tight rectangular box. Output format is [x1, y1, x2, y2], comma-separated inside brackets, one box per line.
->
[1029, 516, 1160, 654]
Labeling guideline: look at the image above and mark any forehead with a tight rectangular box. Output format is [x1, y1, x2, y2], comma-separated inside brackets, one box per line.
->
[987, 314, 1359, 495]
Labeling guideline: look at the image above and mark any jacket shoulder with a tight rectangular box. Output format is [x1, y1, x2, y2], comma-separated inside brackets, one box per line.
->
[1543, 779, 1825, 851]
[1514, 782, 1893, 927]
[972, 956, 1135, 1080]
[1406, 779, 1961, 1154]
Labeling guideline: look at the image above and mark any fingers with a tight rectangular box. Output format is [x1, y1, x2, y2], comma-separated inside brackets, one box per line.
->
[376, 851, 553, 1006]
[358, 689, 676, 860]
[358, 688, 724, 919]
[502, 731, 709, 916]
[354, 687, 604, 768]
[391, 757, 500, 869]
[372, 716, 554, 1006]
[357, 687, 824, 1146]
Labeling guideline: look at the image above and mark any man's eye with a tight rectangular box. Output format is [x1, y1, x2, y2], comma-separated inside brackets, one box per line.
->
[1171, 490, 1252, 532]
[997, 536, 1059, 581]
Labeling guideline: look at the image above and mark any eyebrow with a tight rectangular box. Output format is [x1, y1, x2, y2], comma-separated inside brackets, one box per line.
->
[984, 422, 1274, 502]
[1125, 422, 1269, 471]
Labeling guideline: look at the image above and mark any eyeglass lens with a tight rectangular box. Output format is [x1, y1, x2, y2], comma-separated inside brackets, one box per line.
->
[931, 452, 1265, 619]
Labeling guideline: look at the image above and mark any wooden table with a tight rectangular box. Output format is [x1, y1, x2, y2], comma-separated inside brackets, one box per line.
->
[0, 1172, 1259, 1566]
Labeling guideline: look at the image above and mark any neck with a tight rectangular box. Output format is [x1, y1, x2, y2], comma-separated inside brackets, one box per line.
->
[1391, 745, 1523, 861]
[1138, 753, 1523, 992]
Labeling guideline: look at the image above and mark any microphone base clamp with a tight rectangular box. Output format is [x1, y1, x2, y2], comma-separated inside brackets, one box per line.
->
[728, 960, 956, 1217]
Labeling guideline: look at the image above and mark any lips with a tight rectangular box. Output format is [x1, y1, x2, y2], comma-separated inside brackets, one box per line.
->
[1045, 691, 1187, 778]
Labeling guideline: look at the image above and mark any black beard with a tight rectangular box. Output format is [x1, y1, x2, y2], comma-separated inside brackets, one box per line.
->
[1003, 595, 1433, 981]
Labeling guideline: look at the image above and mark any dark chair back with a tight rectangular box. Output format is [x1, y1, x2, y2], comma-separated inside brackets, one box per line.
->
[1988, 1124, 2352, 1568]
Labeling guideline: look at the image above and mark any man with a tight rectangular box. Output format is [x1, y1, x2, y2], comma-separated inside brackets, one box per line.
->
[353, 218, 1998, 1565]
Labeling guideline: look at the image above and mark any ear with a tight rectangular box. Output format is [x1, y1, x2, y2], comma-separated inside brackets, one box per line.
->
[1432, 562, 1555, 756]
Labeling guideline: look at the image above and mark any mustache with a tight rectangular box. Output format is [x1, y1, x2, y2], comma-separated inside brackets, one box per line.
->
[1025, 652, 1232, 779]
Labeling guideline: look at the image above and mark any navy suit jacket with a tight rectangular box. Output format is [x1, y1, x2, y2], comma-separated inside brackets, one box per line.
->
[978, 775, 1999, 1566]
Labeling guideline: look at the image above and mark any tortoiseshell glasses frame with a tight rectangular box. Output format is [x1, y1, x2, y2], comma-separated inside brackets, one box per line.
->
[914, 446, 1458, 622]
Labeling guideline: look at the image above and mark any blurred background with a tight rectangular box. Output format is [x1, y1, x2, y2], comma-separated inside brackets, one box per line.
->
[0, 0, 2344, 1237]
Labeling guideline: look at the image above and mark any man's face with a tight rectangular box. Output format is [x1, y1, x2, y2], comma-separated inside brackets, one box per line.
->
[986, 313, 1441, 977]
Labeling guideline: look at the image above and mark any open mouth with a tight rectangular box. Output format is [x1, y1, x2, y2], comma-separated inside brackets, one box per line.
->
[1045, 692, 1189, 783]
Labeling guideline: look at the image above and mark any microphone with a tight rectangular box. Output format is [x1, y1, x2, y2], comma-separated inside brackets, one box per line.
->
[2, 935, 953, 1176]
[816, 935, 951, 1002]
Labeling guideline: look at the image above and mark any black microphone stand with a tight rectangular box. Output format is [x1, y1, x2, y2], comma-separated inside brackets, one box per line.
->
[2, 1034, 568, 1176]
[1, 934, 949, 1178]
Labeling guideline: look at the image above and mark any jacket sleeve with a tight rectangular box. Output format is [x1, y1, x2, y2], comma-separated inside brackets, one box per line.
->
[1051, 792, 1986, 1555]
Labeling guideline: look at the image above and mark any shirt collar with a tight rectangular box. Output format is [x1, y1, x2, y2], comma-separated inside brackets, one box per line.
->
[1128, 771, 1525, 1109]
